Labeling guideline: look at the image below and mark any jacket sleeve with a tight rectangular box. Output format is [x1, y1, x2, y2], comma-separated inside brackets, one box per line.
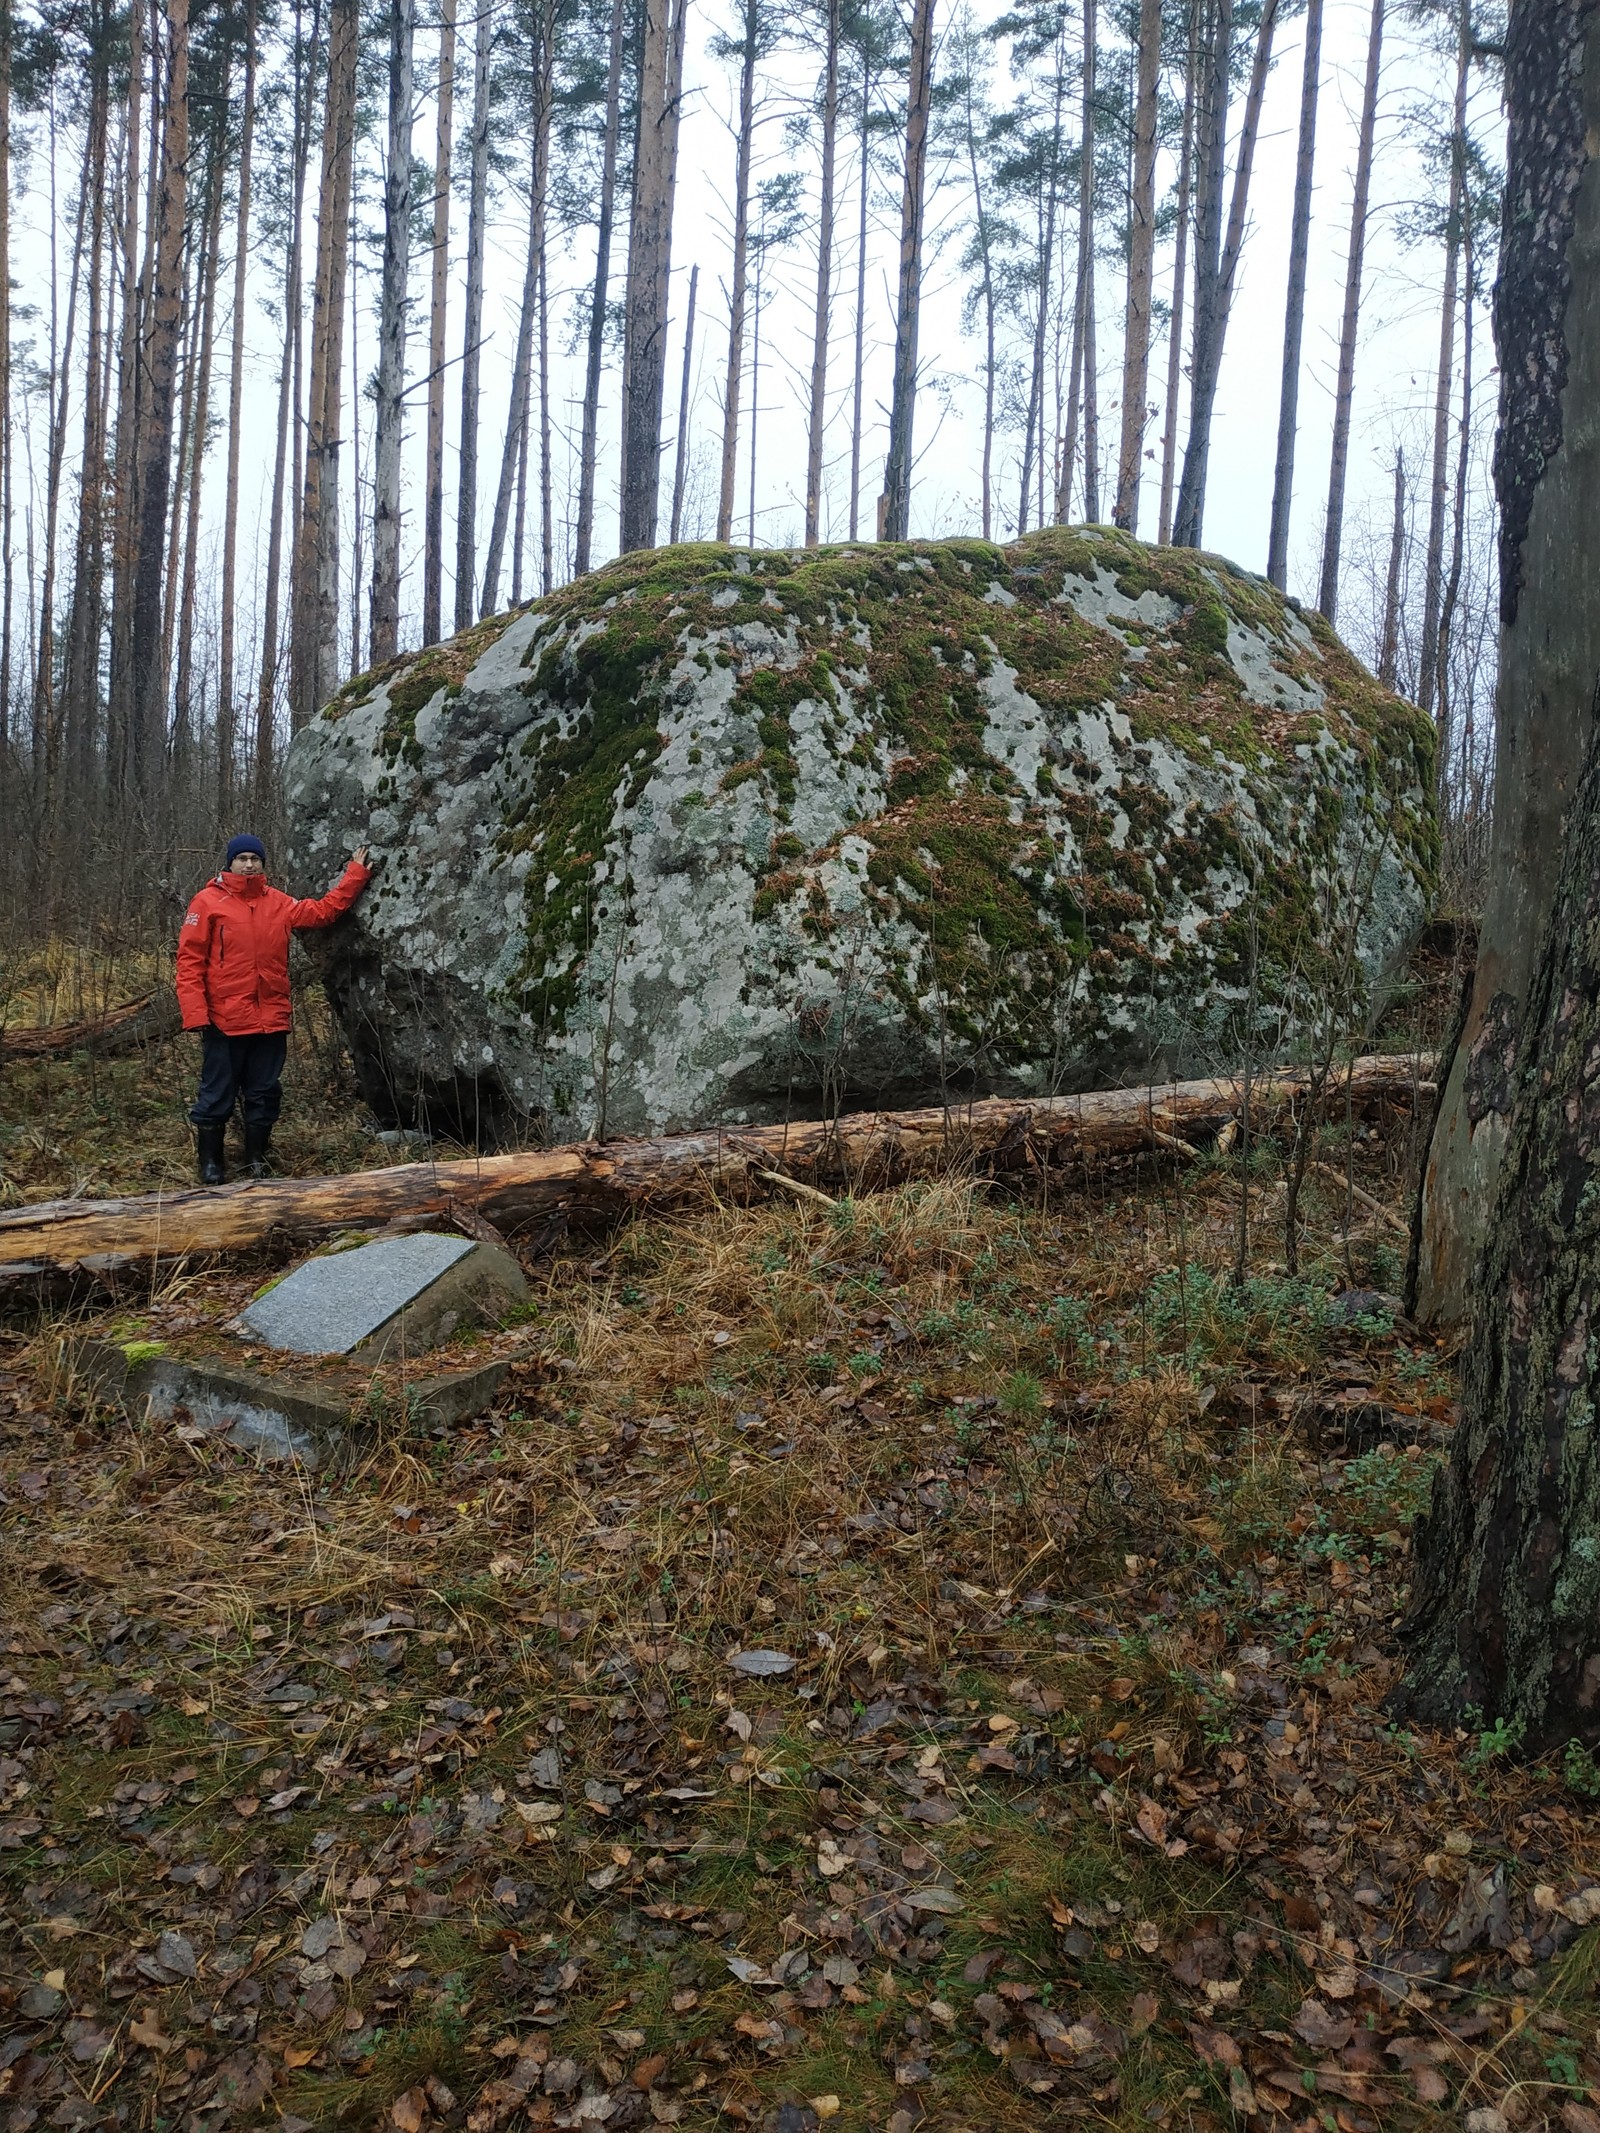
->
[283, 858, 372, 931]
[176, 896, 214, 1029]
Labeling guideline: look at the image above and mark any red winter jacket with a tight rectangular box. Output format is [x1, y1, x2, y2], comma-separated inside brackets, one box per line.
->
[176, 861, 371, 1035]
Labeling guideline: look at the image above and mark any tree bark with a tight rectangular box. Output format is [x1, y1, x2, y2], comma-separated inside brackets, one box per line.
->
[172, 135, 227, 777]
[1266, 0, 1321, 588]
[717, 0, 759, 543]
[574, 0, 626, 577]
[619, 0, 688, 553]
[422, 0, 456, 646]
[804, 0, 841, 546]
[1079, 0, 1099, 523]
[290, 0, 359, 726]
[1377, 446, 1405, 689]
[455, 0, 493, 628]
[1316, 0, 1382, 621]
[1411, 0, 1600, 1328]
[104, 0, 145, 795]
[1157, 2, 1197, 544]
[1401, 712, 1600, 1748]
[0, 1053, 1432, 1285]
[880, 0, 936, 540]
[1416, 0, 1470, 723]
[217, 0, 257, 816]
[0, 0, 11, 759]
[1114, 0, 1162, 532]
[848, 59, 871, 538]
[371, 0, 417, 665]
[670, 260, 698, 541]
[1174, 0, 1277, 549]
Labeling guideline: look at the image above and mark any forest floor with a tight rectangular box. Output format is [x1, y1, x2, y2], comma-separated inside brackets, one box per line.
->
[3, 960, 1600, 2133]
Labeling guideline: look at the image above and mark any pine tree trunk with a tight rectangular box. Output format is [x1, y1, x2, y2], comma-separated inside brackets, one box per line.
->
[880, 0, 936, 541]
[454, 0, 493, 628]
[1377, 447, 1404, 689]
[670, 260, 697, 541]
[289, 0, 359, 727]
[717, 0, 759, 544]
[421, 0, 456, 647]
[1114, 0, 1161, 532]
[0, 0, 11, 760]
[1316, 0, 1382, 621]
[1157, 2, 1197, 543]
[1416, 0, 1469, 722]
[216, 0, 256, 816]
[1434, 224, 1475, 803]
[61, 36, 111, 795]
[963, 72, 997, 541]
[483, 0, 553, 615]
[1175, 0, 1278, 549]
[1079, 0, 1099, 523]
[172, 136, 227, 777]
[574, 0, 626, 578]
[1018, 65, 1064, 535]
[35, 128, 91, 827]
[370, 0, 417, 664]
[848, 64, 870, 539]
[104, 0, 145, 794]
[804, 0, 840, 546]
[538, 207, 553, 593]
[618, 0, 687, 552]
[1411, 0, 1600, 1328]
[1266, 0, 1321, 587]
[127, 0, 189, 798]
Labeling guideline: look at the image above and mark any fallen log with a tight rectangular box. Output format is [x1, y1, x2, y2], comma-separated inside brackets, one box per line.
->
[1, 986, 182, 1060]
[0, 1052, 1432, 1286]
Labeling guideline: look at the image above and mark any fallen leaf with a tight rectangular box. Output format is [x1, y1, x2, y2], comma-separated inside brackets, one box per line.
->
[512, 1798, 563, 1826]
[726, 1649, 797, 1676]
[1128, 1991, 1159, 2036]
[389, 2088, 428, 2133]
[1295, 1998, 1354, 2051]
[130, 2010, 175, 2052]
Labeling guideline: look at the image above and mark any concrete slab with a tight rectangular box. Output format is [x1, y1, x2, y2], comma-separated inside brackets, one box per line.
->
[232, 1233, 528, 1360]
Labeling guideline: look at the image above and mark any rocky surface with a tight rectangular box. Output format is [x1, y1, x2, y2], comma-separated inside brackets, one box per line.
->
[284, 530, 1435, 1143]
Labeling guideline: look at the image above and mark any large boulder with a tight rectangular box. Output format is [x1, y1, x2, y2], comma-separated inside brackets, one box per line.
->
[285, 530, 1435, 1144]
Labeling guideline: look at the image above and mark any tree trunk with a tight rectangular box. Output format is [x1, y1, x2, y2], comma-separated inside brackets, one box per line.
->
[1114, 0, 1161, 532]
[1411, 1, 1600, 1328]
[1416, 0, 1470, 722]
[1079, 0, 1099, 523]
[804, 0, 840, 546]
[574, 0, 626, 578]
[670, 260, 698, 541]
[1019, 55, 1065, 535]
[422, 0, 456, 646]
[618, 0, 688, 553]
[0, 0, 11, 760]
[848, 61, 870, 539]
[127, 0, 189, 797]
[1266, 0, 1321, 588]
[60, 40, 111, 798]
[290, 0, 359, 726]
[454, 0, 493, 628]
[1435, 220, 1476, 804]
[1174, 0, 1277, 549]
[1157, 3, 1197, 544]
[370, 0, 416, 664]
[172, 138, 227, 777]
[217, 0, 257, 816]
[104, 0, 145, 795]
[482, 0, 554, 615]
[1316, 0, 1382, 621]
[0, 1053, 1432, 1285]
[963, 67, 997, 541]
[1377, 447, 1405, 689]
[880, 0, 936, 540]
[717, 0, 759, 543]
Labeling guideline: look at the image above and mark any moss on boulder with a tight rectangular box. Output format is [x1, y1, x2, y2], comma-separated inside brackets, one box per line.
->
[285, 529, 1434, 1143]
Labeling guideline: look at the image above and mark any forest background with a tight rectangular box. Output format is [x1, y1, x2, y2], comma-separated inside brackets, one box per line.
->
[0, 0, 1505, 938]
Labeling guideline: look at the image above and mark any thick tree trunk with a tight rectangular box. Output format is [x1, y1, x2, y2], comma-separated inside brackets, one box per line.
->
[1416, 0, 1470, 722]
[804, 0, 840, 547]
[574, 0, 626, 578]
[1114, 0, 1161, 533]
[1266, 0, 1321, 588]
[1317, 0, 1383, 622]
[717, 0, 759, 544]
[290, 0, 359, 726]
[370, 0, 417, 665]
[1174, 0, 1277, 549]
[127, 0, 189, 798]
[1401, 716, 1600, 1747]
[1412, 0, 1600, 1327]
[670, 260, 698, 541]
[880, 0, 936, 540]
[217, 0, 257, 816]
[1157, 5, 1197, 545]
[0, 1053, 1432, 1285]
[454, 0, 493, 628]
[422, 0, 456, 647]
[618, 0, 688, 553]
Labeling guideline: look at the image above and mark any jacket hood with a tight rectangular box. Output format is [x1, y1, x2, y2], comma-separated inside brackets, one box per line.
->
[217, 870, 269, 898]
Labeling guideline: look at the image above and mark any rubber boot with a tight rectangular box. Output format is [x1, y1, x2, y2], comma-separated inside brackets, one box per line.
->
[243, 1122, 274, 1180]
[197, 1124, 227, 1187]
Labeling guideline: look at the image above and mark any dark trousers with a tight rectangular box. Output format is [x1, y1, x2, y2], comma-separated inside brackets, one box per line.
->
[189, 1028, 288, 1130]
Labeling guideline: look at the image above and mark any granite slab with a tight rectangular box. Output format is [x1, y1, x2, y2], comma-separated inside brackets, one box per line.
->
[232, 1232, 527, 1359]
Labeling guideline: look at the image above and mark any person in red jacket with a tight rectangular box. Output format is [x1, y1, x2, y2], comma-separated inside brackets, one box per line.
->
[177, 833, 372, 1185]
